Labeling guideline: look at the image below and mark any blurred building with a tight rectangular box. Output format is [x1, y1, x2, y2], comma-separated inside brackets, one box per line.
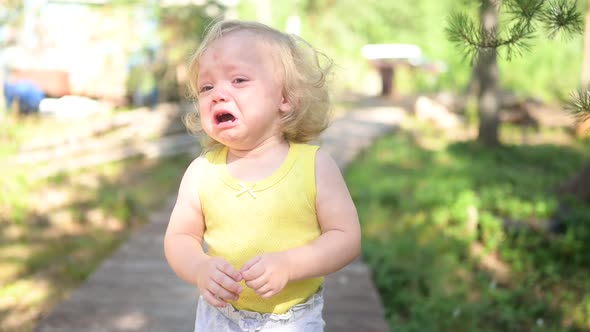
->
[1, 0, 160, 105]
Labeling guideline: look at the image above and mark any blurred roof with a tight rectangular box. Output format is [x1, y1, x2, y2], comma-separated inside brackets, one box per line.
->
[361, 44, 423, 61]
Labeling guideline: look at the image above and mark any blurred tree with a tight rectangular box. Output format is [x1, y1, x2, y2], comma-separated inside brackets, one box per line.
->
[553, 0, 590, 205]
[447, 0, 583, 146]
[582, 0, 590, 87]
[295, 0, 458, 94]
[563, 5, 590, 204]
[0, 0, 25, 117]
[449, 1, 590, 206]
[475, 0, 501, 146]
[115, 1, 221, 105]
[0, 0, 23, 45]
[155, 3, 218, 102]
[575, 0, 590, 135]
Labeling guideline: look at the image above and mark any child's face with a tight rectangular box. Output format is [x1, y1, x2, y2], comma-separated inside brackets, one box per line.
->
[196, 31, 291, 150]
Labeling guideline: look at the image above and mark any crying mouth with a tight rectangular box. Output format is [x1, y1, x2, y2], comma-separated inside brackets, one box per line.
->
[217, 113, 236, 123]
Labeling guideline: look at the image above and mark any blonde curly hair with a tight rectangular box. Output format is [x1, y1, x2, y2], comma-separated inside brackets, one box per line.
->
[184, 19, 333, 151]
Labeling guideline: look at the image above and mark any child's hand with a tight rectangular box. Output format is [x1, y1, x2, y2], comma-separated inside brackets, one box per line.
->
[240, 253, 289, 299]
[196, 257, 243, 307]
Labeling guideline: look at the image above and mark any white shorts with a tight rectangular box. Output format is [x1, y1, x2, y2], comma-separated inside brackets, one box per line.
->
[194, 287, 325, 332]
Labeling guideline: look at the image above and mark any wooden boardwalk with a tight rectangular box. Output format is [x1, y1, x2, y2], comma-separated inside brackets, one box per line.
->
[38, 106, 405, 332]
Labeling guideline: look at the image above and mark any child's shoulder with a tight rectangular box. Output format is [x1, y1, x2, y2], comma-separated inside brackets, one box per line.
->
[290, 142, 322, 153]
[201, 146, 226, 164]
[184, 147, 226, 176]
[182, 155, 205, 179]
[289, 142, 335, 166]
[184, 150, 215, 174]
[312, 147, 339, 174]
[175, 155, 208, 206]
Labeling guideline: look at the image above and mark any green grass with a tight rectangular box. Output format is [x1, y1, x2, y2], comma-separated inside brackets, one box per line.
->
[346, 128, 590, 331]
[0, 111, 197, 331]
[0, 151, 194, 332]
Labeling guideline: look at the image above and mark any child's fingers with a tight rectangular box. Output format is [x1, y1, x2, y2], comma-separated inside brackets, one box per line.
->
[244, 275, 266, 290]
[259, 289, 275, 299]
[241, 262, 264, 281]
[254, 282, 273, 296]
[216, 260, 242, 282]
[206, 280, 239, 302]
[202, 289, 228, 307]
[240, 256, 261, 273]
[241, 265, 264, 281]
[213, 269, 243, 294]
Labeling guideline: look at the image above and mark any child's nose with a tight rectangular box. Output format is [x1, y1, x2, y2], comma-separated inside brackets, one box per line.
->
[211, 87, 229, 103]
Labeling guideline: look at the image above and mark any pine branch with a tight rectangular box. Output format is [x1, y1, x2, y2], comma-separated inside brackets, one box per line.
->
[504, 0, 545, 22]
[446, 12, 481, 63]
[496, 19, 535, 60]
[446, 0, 581, 63]
[566, 89, 590, 123]
[541, 0, 583, 39]
[446, 5, 536, 63]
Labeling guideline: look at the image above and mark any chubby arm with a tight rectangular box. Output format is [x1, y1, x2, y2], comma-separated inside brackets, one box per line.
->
[164, 157, 242, 307]
[285, 148, 362, 279]
[240, 149, 361, 297]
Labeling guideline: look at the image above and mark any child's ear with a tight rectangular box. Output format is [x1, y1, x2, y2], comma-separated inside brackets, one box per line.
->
[279, 95, 293, 113]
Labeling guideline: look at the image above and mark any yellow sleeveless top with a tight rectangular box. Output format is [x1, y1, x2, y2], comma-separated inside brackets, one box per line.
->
[198, 142, 323, 314]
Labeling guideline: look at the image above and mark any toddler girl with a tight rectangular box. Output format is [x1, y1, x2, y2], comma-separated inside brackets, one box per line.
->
[164, 19, 361, 332]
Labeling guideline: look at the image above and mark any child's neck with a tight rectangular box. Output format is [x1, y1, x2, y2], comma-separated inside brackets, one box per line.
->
[228, 135, 288, 159]
[226, 137, 290, 183]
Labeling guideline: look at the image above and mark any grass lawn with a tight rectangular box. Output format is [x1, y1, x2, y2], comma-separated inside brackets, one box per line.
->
[346, 124, 590, 332]
[0, 114, 195, 331]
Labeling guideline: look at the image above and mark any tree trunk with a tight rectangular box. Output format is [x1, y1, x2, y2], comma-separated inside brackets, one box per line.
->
[576, 0, 590, 137]
[477, 0, 501, 146]
[465, 60, 482, 96]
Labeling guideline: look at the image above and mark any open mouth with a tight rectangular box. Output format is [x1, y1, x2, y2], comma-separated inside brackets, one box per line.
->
[215, 112, 236, 124]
